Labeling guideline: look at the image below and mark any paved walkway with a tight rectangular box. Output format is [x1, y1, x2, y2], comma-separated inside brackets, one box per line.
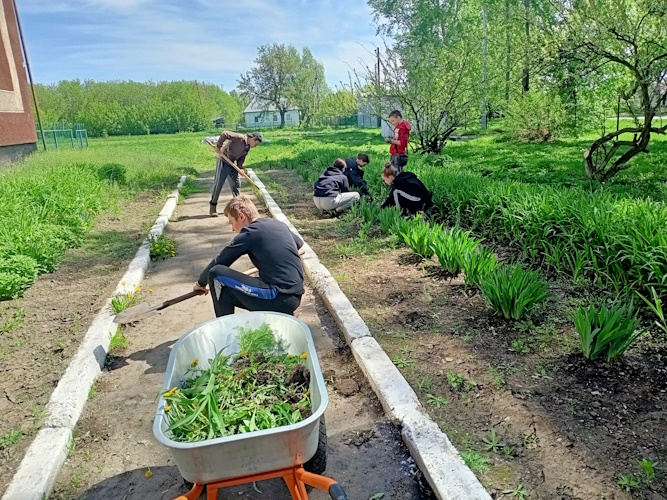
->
[51, 176, 429, 500]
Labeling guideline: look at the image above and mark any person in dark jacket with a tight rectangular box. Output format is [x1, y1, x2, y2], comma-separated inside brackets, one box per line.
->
[380, 163, 433, 215]
[194, 196, 304, 317]
[344, 153, 372, 198]
[313, 158, 360, 214]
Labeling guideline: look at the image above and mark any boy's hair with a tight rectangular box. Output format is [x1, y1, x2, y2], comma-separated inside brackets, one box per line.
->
[382, 163, 398, 178]
[357, 153, 370, 163]
[224, 196, 260, 220]
[389, 110, 402, 119]
[333, 158, 346, 170]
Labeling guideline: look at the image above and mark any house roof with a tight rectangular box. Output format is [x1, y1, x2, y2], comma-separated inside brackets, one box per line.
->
[243, 97, 298, 113]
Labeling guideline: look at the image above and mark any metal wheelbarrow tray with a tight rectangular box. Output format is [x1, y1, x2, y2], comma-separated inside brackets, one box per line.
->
[153, 311, 329, 485]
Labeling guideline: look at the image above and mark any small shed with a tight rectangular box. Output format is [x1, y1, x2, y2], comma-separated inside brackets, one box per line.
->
[243, 98, 299, 128]
[213, 117, 225, 128]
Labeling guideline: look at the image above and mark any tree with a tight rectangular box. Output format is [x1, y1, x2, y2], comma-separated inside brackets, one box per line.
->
[561, 0, 667, 180]
[292, 48, 329, 126]
[238, 44, 301, 127]
[318, 90, 358, 118]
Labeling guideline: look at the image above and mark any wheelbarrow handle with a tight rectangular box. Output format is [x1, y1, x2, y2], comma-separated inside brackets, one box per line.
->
[328, 483, 348, 500]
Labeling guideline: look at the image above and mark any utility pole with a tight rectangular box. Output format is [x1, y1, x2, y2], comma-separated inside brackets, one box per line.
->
[12, 0, 46, 151]
[481, 2, 488, 129]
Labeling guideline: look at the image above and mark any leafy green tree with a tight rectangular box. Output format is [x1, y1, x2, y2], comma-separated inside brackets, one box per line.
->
[292, 48, 329, 126]
[317, 90, 358, 119]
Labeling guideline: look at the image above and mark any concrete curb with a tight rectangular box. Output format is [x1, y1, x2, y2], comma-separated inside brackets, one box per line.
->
[247, 169, 491, 500]
[2, 176, 187, 500]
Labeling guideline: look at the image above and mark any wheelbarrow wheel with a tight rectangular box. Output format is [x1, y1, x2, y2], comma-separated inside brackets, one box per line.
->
[304, 416, 327, 476]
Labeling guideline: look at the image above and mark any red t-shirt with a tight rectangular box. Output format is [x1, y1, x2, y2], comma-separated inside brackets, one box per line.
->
[390, 120, 411, 155]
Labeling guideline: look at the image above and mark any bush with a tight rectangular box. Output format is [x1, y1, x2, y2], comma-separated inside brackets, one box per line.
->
[431, 228, 481, 275]
[400, 218, 437, 259]
[0, 255, 39, 300]
[574, 301, 641, 362]
[98, 163, 127, 184]
[479, 265, 549, 320]
[506, 88, 565, 142]
[461, 247, 497, 286]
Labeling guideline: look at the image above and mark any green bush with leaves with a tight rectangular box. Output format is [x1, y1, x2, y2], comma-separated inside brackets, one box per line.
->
[400, 218, 437, 259]
[574, 301, 641, 362]
[0, 255, 39, 300]
[461, 247, 497, 286]
[506, 88, 566, 142]
[479, 265, 549, 320]
[431, 227, 481, 275]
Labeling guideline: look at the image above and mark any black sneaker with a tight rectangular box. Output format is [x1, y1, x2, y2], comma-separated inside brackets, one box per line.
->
[209, 204, 218, 217]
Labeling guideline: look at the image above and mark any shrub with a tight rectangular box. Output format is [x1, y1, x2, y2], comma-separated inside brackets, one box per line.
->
[574, 301, 641, 362]
[431, 228, 481, 275]
[0, 255, 39, 300]
[506, 88, 565, 142]
[479, 265, 549, 320]
[461, 247, 497, 286]
[400, 218, 437, 259]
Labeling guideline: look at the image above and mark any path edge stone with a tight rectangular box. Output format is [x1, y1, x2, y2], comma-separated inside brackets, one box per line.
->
[247, 169, 491, 500]
[1, 176, 187, 500]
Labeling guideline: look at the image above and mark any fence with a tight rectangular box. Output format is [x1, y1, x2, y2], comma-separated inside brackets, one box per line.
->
[37, 123, 89, 150]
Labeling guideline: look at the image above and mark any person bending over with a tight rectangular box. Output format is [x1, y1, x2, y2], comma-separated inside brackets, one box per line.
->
[380, 163, 433, 216]
[194, 196, 304, 317]
[344, 153, 372, 198]
[313, 158, 360, 215]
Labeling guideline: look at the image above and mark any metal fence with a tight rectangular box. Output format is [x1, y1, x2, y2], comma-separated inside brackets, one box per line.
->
[37, 123, 89, 150]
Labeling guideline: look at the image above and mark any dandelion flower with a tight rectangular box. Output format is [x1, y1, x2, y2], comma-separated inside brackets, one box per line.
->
[121, 281, 126, 285]
[191, 358, 198, 367]
[128, 293, 134, 298]
[300, 352, 307, 359]
[145, 469, 152, 478]
[149, 288, 154, 293]
[164, 405, 171, 411]
[193, 402, 198, 408]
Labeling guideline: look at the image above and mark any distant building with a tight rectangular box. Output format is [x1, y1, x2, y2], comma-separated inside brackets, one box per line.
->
[213, 117, 225, 128]
[243, 98, 299, 128]
[0, 0, 38, 165]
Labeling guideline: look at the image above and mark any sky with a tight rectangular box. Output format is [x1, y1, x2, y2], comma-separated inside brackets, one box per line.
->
[17, 0, 383, 91]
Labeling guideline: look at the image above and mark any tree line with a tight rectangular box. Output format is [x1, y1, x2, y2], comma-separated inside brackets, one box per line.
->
[34, 80, 242, 137]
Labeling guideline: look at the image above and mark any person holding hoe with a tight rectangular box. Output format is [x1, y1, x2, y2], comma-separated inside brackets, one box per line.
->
[380, 163, 433, 216]
[385, 110, 411, 173]
[209, 131, 263, 216]
[194, 196, 305, 317]
[344, 153, 372, 199]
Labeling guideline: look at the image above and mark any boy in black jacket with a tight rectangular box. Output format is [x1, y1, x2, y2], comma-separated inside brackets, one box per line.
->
[344, 153, 372, 198]
[380, 163, 433, 215]
[194, 196, 304, 317]
[313, 158, 360, 214]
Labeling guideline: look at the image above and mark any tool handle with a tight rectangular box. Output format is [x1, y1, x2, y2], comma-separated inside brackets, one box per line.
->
[205, 139, 260, 190]
[157, 290, 204, 310]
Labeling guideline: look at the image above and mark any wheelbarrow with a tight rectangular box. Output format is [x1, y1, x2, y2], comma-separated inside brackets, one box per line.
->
[153, 311, 348, 499]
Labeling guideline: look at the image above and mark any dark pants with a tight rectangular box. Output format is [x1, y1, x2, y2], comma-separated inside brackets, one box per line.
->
[207, 265, 302, 317]
[390, 154, 408, 173]
[346, 168, 371, 196]
[210, 158, 240, 206]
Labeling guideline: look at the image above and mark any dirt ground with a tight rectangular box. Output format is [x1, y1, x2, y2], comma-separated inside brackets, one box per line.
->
[50, 177, 433, 500]
[0, 192, 169, 497]
[253, 166, 667, 500]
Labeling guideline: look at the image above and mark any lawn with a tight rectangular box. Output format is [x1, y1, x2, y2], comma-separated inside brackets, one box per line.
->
[246, 123, 667, 498]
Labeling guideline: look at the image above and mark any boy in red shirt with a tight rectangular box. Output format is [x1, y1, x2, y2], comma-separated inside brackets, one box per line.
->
[385, 110, 411, 173]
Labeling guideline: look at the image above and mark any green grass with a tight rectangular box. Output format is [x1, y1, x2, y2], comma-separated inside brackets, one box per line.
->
[0, 132, 212, 301]
[0, 429, 22, 449]
[111, 292, 141, 314]
[108, 326, 129, 351]
[459, 450, 490, 474]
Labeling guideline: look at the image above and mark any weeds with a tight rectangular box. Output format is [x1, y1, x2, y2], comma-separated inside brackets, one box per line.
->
[417, 376, 433, 391]
[510, 339, 531, 355]
[392, 356, 415, 369]
[426, 394, 448, 408]
[482, 428, 505, 453]
[574, 301, 641, 362]
[111, 291, 141, 314]
[638, 458, 657, 482]
[617, 473, 640, 492]
[109, 326, 129, 351]
[487, 366, 506, 388]
[0, 429, 22, 449]
[447, 372, 466, 391]
[503, 484, 530, 498]
[479, 265, 549, 320]
[149, 233, 177, 261]
[460, 450, 490, 474]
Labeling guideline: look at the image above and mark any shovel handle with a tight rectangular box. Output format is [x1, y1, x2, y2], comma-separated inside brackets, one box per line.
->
[158, 290, 204, 310]
[205, 139, 260, 190]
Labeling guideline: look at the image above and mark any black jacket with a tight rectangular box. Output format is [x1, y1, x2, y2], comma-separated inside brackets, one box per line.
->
[344, 157, 370, 196]
[313, 166, 349, 197]
[381, 171, 433, 215]
[198, 218, 304, 295]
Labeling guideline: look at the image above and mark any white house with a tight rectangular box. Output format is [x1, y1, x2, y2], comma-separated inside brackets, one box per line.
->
[243, 99, 299, 128]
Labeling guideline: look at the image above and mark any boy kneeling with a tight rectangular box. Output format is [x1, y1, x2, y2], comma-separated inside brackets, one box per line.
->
[194, 196, 304, 317]
[313, 158, 360, 215]
[381, 163, 433, 215]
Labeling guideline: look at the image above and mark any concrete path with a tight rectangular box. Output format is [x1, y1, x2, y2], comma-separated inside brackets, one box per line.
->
[51, 177, 431, 500]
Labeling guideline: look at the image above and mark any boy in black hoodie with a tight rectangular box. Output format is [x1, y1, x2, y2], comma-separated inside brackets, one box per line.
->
[380, 163, 433, 215]
[344, 153, 372, 198]
[313, 158, 360, 214]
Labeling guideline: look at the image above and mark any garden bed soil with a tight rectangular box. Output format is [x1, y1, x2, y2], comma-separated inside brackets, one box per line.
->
[0, 192, 172, 496]
[255, 166, 667, 500]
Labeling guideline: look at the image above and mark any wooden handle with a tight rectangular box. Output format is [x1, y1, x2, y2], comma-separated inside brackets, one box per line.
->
[205, 139, 260, 190]
[159, 290, 204, 310]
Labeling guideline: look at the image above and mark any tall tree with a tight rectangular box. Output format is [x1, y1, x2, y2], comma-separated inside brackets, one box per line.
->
[292, 48, 329, 126]
[238, 44, 301, 127]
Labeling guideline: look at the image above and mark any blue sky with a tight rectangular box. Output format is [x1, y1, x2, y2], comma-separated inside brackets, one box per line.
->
[18, 0, 382, 91]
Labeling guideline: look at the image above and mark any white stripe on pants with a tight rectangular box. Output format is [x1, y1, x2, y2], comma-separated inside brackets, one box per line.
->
[313, 192, 360, 212]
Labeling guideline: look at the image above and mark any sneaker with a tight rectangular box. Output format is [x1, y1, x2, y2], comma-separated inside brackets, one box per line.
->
[209, 204, 218, 217]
